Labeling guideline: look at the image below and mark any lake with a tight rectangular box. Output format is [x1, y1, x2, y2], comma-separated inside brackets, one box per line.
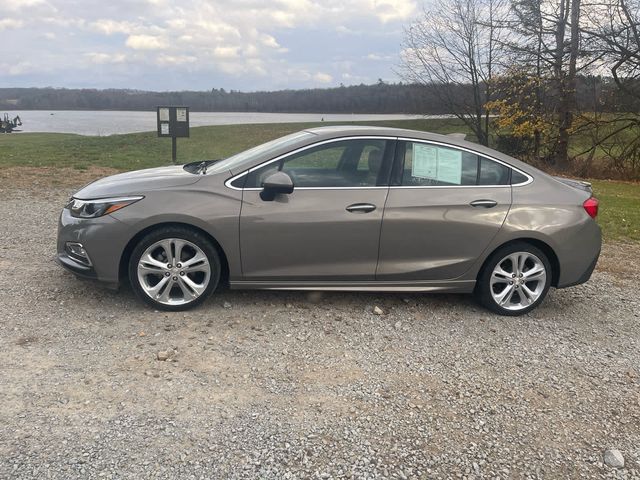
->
[2, 110, 440, 136]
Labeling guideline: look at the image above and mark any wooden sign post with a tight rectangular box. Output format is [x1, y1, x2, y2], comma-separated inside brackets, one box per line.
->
[157, 106, 190, 164]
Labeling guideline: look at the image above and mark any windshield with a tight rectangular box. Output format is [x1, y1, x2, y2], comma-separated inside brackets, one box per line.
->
[206, 131, 314, 174]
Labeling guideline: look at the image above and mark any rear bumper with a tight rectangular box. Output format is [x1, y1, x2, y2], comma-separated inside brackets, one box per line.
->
[558, 248, 600, 288]
[556, 220, 602, 288]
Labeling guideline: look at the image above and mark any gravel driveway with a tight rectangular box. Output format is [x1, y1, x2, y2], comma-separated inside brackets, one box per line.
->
[1, 169, 639, 479]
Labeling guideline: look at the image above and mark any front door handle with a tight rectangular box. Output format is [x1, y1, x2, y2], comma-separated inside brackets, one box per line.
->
[470, 199, 498, 208]
[346, 203, 377, 213]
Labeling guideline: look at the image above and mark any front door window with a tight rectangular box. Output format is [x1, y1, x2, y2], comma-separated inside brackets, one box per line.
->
[245, 139, 389, 188]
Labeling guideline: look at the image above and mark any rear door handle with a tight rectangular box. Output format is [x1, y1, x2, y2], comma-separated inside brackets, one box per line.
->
[470, 199, 498, 208]
[346, 203, 377, 213]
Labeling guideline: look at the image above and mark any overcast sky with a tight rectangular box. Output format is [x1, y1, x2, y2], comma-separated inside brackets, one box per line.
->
[0, 0, 418, 91]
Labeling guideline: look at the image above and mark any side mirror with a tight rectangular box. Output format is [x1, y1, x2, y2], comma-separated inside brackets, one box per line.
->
[261, 171, 294, 200]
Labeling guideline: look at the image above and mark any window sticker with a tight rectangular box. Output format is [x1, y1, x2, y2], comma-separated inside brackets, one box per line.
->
[436, 148, 462, 184]
[411, 144, 462, 184]
[412, 144, 438, 179]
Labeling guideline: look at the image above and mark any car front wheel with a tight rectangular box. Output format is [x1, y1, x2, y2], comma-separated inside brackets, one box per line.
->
[129, 226, 221, 311]
[476, 242, 552, 316]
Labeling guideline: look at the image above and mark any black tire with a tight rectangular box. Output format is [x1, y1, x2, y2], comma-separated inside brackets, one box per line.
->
[128, 226, 221, 311]
[475, 242, 552, 316]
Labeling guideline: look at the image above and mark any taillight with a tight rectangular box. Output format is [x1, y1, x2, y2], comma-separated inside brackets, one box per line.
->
[583, 197, 599, 219]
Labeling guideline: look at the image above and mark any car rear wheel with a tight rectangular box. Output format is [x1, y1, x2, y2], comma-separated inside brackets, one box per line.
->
[129, 226, 221, 311]
[476, 242, 552, 316]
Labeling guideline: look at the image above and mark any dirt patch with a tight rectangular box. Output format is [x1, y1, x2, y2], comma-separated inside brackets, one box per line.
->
[596, 241, 640, 279]
[1, 178, 639, 479]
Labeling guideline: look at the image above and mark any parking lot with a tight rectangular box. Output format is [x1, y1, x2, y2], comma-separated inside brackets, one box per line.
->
[1, 168, 639, 479]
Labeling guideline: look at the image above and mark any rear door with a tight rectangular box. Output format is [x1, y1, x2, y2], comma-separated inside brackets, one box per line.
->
[376, 139, 513, 281]
[238, 137, 395, 281]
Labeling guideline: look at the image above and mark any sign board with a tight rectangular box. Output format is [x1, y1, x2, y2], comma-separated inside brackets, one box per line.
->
[156, 106, 189, 138]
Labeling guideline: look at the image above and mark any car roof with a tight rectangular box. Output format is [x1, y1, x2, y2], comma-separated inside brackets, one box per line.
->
[304, 125, 488, 154]
[303, 125, 543, 177]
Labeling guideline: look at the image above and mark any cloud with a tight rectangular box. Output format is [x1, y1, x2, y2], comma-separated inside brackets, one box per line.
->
[260, 34, 280, 49]
[0, 18, 24, 30]
[7, 62, 37, 75]
[314, 72, 333, 83]
[366, 53, 394, 61]
[90, 19, 135, 35]
[213, 46, 240, 59]
[125, 34, 167, 50]
[156, 54, 198, 65]
[0, 0, 412, 90]
[373, 0, 416, 22]
[0, 0, 47, 12]
[86, 52, 128, 64]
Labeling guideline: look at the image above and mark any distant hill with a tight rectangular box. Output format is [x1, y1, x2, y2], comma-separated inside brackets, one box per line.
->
[0, 83, 450, 114]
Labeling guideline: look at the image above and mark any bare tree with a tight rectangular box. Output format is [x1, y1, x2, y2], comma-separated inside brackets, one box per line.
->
[555, 0, 582, 168]
[400, 0, 508, 146]
[503, 0, 586, 169]
[577, 0, 640, 177]
[582, 0, 640, 98]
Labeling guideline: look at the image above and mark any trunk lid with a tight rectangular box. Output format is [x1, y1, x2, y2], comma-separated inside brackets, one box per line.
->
[553, 176, 593, 194]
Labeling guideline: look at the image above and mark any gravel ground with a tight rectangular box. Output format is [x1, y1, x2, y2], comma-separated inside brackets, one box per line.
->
[1, 171, 639, 479]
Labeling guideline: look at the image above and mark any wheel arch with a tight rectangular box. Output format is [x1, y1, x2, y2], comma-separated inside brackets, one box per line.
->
[477, 238, 560, 288]
[118, 222, 230, 286]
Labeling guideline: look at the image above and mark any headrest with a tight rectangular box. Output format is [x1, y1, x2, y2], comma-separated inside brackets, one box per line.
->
[368, 149, 383, 171]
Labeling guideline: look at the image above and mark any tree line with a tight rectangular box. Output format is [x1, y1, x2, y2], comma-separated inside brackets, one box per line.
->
[1, 75, 638, 119]
[0, 84, 451, 114]
[400, 0, 640, 177]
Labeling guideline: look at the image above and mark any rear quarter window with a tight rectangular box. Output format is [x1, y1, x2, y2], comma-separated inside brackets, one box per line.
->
[511, 170, 529, 185]
[479, 158, 510, 185]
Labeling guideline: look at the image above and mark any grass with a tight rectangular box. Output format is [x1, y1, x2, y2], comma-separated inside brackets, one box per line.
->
[590, 180, 640, 242]
[0, 118, 468, 171]
[0, 118, 637, 242]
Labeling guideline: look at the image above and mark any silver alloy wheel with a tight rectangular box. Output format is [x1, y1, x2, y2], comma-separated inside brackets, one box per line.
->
[490, 251, 547, 311]
[137, 238, 211, 306]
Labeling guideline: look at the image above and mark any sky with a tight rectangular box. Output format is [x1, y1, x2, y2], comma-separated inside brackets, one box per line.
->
[0, 0, 418, 91]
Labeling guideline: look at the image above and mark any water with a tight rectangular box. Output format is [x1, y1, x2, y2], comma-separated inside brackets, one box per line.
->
[1, 110, 439, 136]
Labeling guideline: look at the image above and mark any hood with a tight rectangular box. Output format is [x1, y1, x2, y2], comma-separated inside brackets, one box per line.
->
[74, 165, 201, 199]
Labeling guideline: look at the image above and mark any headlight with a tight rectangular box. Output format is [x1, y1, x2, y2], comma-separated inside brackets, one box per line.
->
[66, 196, 143, 218]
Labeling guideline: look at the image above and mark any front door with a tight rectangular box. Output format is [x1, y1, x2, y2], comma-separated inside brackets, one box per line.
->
[239, 138, 394, 281]
[377, 140, 513, 281]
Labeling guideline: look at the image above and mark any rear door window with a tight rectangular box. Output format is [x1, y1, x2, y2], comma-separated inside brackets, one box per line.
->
[397, 141, 519, 187]
[400, 142, 478, 186]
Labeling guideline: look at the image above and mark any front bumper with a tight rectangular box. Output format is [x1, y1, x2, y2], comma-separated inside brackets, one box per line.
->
[56, 253, 97, 279]
[57, 208, 133, 285]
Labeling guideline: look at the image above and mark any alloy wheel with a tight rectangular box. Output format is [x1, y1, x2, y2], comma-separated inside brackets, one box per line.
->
[137, 238, 211, 306]
[490, 251, 547, 312]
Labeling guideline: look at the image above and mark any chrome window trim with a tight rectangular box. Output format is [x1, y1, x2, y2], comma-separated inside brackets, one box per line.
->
[224, 135, 534, 191]
[224, 136, 397, 191]
[389, 185, 511, 190]
[396, 137, 534, 188]
[239, 186, 390, 191]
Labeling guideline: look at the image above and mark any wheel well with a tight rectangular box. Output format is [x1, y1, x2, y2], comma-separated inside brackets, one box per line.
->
[118, 222, 230, 286]
[478, 238, 560, 287]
